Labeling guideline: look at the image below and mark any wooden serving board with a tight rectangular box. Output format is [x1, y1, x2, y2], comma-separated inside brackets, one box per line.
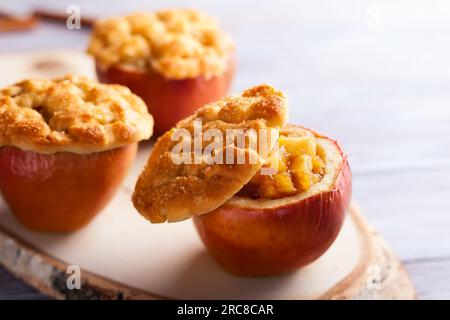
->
[0, 143, 415, 300]
[0, 50, 416, 299]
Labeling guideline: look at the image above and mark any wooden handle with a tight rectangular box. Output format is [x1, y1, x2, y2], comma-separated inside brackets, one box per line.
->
[0, 12, 39, 32]
[33, 9, 95, 27]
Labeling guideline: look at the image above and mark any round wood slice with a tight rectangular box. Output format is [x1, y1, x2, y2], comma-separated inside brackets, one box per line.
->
[0, 50, 416, 299]
[0, 143, 415, 300]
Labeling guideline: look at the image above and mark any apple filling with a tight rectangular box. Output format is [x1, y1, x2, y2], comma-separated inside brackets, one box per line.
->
[239, 133, 325, 199]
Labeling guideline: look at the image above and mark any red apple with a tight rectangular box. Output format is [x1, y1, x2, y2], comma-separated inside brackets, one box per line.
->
[193, 127, 352, 277]
[0, 144, 137, 232]
[96, 57, 235, 135]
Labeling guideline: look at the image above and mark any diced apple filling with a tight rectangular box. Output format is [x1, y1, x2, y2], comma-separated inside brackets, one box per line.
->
[240, 134, 325, 199]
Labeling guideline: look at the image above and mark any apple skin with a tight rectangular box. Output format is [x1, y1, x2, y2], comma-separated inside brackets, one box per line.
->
[96, 57, 235, 135]
[0, 144, 137, 232]
[193, 139, 352, 277]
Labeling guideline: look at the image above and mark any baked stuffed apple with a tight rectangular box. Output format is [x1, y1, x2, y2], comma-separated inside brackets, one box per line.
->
[88, 9, 235, 135]
[133, 84, 351, 277]
[0, 75, 153, 232]
[194, 125, 351, 276]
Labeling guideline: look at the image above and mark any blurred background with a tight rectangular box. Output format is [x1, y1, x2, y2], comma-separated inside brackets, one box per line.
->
[0, 0, 449, 299]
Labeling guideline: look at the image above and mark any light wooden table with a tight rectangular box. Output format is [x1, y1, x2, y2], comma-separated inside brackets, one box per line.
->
[0, 0, 449, 299]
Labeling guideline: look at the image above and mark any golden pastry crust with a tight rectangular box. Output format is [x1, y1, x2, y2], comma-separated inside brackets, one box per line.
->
[132, 84, 288, 223]
[0, 75, 153, 154]
[87, 9, 234, 80]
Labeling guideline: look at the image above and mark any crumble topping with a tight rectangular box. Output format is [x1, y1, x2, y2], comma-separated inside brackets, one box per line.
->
[0, 75, 153, 154]
[133, 84, 288, 223]
[88, 9, 234, 79]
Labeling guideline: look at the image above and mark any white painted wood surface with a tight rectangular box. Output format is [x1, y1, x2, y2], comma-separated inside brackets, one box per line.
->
[0, 0, 449, 299]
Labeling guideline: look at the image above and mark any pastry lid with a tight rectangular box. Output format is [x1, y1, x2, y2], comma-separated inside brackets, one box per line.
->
[0, 75, 153, 154]
[88, 9, 234, 80]
[132, 84, 288, 222]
